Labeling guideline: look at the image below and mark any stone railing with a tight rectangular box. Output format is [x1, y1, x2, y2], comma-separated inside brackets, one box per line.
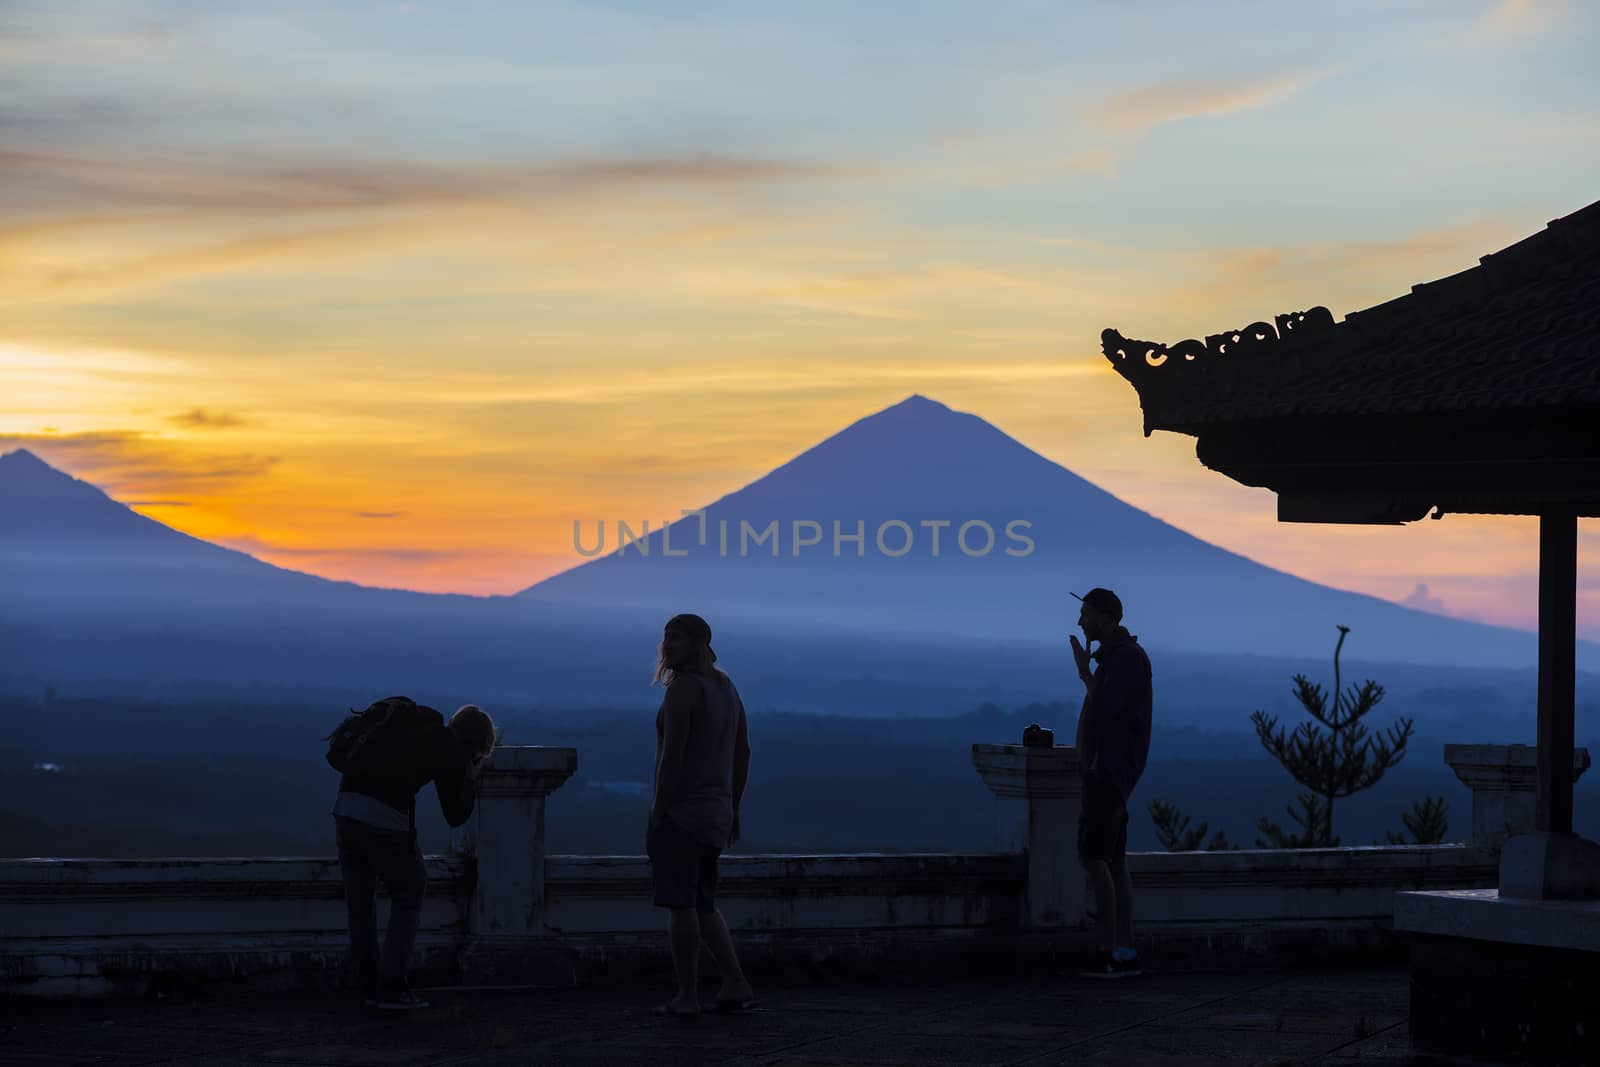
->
[0, 855, 468, 996]
[1443, 743, 1592, 851]
[5, 740, 1560, 996]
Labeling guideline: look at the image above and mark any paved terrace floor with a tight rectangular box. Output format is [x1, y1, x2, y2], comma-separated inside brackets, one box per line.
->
[3, 967, 1418, 1067]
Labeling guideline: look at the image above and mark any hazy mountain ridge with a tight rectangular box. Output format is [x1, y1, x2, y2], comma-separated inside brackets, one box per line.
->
[518, 396, 1571, 668]
[3, 396, 1591, 709]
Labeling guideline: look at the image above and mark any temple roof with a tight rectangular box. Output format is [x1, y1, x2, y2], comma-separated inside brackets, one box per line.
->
[1102, 198, 1600, 436]
[1098, 199, 1600, 522]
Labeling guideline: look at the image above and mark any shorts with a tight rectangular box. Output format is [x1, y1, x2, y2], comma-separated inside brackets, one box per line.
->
[646, 819, 721, 914]
[1078, 770, 1129, 865]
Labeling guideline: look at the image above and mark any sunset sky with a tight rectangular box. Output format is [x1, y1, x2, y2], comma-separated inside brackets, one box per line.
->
[3, 0, 1598, 637]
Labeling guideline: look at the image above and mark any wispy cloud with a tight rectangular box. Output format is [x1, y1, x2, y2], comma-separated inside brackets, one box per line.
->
[1078, 67, 1333, 135]
[0, 431, 280, 498]
[167, 408, 247, 429]
[1478, 0, 1558, 37]
[1212, 222, 1506, 287]
[0, 10, 175, 66]
[413, 358, 1106, 411]
[1433, 0, 1573, 53]
[1127, 216, 1525, 334]
[216, 534, 456, 563]
[210, 532, 559, 595]
[0, 147, 855, 221]
[1401, 582, 1447, 613]
[0, 147, 862, 304]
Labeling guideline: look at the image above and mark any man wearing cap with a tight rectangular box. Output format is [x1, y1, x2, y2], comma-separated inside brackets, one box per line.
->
[647, 613, 757, 1017]
[1069, 587, 1153, 978]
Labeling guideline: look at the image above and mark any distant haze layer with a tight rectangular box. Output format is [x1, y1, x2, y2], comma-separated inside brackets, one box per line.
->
[3, 397, 1594, 712]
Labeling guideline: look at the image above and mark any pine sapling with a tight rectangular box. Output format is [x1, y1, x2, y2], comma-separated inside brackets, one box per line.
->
[1251, 625, 1414, 847]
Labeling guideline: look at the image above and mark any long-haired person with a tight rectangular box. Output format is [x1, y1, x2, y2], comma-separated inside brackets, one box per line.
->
[646, 613, 757, 1017]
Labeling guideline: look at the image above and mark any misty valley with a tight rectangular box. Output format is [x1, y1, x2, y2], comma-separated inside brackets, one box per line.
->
[6, 686, 1597, 860]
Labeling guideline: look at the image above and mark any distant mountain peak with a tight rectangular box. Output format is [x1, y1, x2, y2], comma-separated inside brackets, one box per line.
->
[863, 394, 964, 427]
[784, 393, 1061, 483]
[0, 447, 102, 500]
[0, 445, 307, 581]
[1, 447, 51, 470]
[885, 394, 949, 413]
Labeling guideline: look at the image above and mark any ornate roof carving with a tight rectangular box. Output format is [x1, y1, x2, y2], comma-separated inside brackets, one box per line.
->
[1099, 199, 1600, 437]
[1103, 307, 1335, 372]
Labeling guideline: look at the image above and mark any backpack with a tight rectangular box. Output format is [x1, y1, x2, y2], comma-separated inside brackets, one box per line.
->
[324, 695, 425, 776]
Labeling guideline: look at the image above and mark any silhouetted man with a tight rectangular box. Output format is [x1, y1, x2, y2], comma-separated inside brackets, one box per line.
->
[1069, 588, 1152, 978]
[329, 700, 496, 1010]
[647, 613, 757, 1017]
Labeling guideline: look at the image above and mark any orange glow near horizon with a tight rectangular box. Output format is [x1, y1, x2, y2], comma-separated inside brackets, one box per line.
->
[3, 2, 1598, 633]
[8, 356, 1596, 641]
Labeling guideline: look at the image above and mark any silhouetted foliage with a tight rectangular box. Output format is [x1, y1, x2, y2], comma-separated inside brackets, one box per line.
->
[1148, 798, 1232, 851]
[1251, 626, 1413, 847]
[1384, 794, 1450, 845]
[1255, 793, 1331, 850]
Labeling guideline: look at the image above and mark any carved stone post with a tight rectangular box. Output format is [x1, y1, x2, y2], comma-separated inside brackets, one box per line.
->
[457, 746, 577, 938]
[972, 743, 1085, 927]
[1444, 744, 1590, 851]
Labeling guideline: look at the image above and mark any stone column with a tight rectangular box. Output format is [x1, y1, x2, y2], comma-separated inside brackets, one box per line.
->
[457, 746, 578, 938]
[972, 743, 1084, 927]
[1444, 743, 1590, 851]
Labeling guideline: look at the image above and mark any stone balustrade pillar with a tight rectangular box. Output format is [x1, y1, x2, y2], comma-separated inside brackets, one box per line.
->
[972, 743, 1084, 927]
[451, 746, 577, 939]
[1444, 743, 1590, 851]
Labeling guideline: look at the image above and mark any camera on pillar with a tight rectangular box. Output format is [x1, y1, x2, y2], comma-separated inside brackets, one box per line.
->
[1022, 723, 1054, 748]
